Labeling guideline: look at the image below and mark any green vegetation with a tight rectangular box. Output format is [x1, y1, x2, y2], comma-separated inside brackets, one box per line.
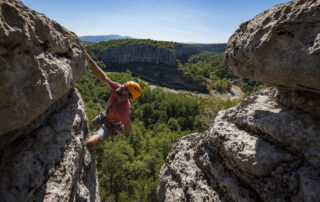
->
[85, 39, 265, 95]
[177, 52, 233, 92]
[75, 70, 239, 201]
[86, 39, 190, 61]
[177, 51, 266, 94]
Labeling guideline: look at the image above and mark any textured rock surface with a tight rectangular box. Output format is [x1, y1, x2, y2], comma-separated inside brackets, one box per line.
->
[0, 0, 86, 137]
[158, 88, 320, 202]
[0, 1, 99, 201]
[158, 133, 221, 202]
[99, 44, 177, 66]
[225, 0, 320, 94]
[159, 1, 320, 201]
[0, 88, 100, 202]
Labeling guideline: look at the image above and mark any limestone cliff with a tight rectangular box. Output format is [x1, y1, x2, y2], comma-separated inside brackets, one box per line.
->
[0, 1, 99, 201]
[94, 41, 226, 93]
[158, 0, 320, 201]
[98, 42, 209, 92]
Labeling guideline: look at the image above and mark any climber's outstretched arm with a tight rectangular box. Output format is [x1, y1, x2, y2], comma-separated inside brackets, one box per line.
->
[84, 51, 112, 86]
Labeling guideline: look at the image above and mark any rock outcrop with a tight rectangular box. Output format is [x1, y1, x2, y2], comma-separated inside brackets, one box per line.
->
[225, 0, 320, 94]
[0, 1, 99, 201]
[158, 0, 320, 201]
[0, 0, 86, 139]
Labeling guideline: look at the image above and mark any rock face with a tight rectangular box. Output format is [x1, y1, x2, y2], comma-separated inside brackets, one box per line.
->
[0, 1, 99, 201]
[159, 88, 320, 202]
[99, 44, 208, 92]
[225, 0, 320, 94]
[0, 0, 86, 138]
[100, 44, 177, 66]
[98, 42, 226, 93]
[0, 89, 100, 202]
[158, 0, 320, 201]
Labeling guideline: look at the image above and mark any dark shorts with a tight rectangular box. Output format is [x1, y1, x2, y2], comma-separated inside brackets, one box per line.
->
[94, 115, 122, 142]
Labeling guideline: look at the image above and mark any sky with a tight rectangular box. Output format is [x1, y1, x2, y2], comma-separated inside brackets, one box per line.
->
[20, 0, 291, 43]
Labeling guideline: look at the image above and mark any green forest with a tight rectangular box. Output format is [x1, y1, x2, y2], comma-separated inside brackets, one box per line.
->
[86, 39, 185, 61]
[177, 52, 233, 92]
[177, 51, 266, 94]
[77, 40, 266, 201]
[75, 69, 239, 201]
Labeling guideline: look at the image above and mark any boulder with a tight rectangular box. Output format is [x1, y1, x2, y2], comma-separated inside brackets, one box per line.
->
[0, 0, 86, 138]
[225, 0, 320, 94]
[159, 88, 320, 202]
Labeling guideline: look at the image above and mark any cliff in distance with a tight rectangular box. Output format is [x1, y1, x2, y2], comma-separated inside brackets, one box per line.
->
[79, 34, 133, 43]
[0, 1, 99, 201]
[158, 0, 320, 201]
[86, 39, 226, 93]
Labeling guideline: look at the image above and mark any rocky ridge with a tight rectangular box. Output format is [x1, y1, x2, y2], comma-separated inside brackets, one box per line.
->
[0, 1, 99, 201]
[158, 0, 320, 201]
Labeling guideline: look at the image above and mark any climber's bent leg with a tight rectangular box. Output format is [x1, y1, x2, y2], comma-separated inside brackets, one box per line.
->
[86, 134, 102, 151]
[86, 124, 112, 151]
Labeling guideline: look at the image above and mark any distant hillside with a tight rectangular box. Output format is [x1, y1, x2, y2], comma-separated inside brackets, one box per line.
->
[79, 35, 133, 43]
[85, 39, 208, 92]
[85, 39, 262, 94]
[185, 43, 227, 52]
[82, 40, 96, 46]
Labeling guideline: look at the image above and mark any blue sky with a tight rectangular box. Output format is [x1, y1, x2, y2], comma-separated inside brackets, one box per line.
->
[20, 0, 290, 43]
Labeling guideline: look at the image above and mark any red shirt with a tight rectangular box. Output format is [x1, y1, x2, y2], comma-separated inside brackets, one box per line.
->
[105, 81, 131, 125]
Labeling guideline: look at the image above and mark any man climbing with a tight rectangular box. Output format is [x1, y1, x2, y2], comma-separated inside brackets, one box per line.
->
[84, 51, 142, 151]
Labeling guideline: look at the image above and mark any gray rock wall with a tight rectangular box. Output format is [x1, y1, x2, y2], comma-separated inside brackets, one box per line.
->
[225, 0, 320, 94]
[158, 88, 320, 202]
[0, 1, 99, 201]
[0, 89, 100, 202]
[0, 0, 86, 138]
[158, 0, 320, 201]
[99, 44, 177, 66]
[97, 42, 226, 93]
[98, 43, 209, 92]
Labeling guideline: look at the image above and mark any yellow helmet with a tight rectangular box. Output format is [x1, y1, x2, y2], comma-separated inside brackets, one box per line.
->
[127, 81, 142, 99]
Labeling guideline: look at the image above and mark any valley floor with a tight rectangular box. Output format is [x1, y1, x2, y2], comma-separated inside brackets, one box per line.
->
[148, 82, 244, 100]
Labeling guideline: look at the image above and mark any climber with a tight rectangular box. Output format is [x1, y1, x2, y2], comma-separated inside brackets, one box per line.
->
[84, 51, 142, 151]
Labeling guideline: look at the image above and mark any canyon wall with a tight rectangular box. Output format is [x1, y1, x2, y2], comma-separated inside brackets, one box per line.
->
[97, 43, 209, 93]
